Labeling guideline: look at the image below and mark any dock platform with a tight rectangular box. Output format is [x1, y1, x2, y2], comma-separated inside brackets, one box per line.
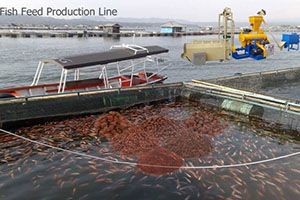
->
[0, 29, 217, 38]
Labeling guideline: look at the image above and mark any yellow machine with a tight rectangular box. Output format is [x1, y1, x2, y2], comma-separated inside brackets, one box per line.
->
[232, 12, 275, 60]
[182, 8, 284, 65]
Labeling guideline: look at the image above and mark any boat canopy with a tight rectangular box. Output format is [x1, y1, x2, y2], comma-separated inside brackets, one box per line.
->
[42, 45, 169, 69]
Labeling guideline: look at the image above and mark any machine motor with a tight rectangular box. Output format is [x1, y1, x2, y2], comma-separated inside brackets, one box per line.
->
[250, 47, 263, 56]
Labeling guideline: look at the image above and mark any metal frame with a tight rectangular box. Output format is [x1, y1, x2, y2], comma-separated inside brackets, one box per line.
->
[181, 7, 235, 64]
[189, 80, 300, 114]
[30, 45, 170, 93]
[110, 44, 149, 55]
[31, 61, 45, 86]
[218, 7, 235, 53]
[221, 8, 235, 60]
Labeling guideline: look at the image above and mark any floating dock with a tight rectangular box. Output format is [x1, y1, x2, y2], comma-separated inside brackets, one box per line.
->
[0, 29, 217, 38]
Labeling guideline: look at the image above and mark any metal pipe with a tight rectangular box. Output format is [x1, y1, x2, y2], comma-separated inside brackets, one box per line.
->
[119, 59, 147, 73]
[231, 17, 235, 48]
[196, 90, 300, 116]
[224, 11, 227, 42]
[218, 14, 221, 40]
[143, 61, 148, 83]
[101, 67, 106, 88]
[104, 66, 109, 88]
[31, 61, 42, 86]
[224, 13, 227, 60]
[62, 70, 68, 93]
[130, 60, 134, 87]
[189, 81, 300, 113]
[146, 63, 170, 80]
[74, 70, 77, 81]
[262, 19, 284, 50]
[191, 80, 289, 104]
[35, 62, 44, 85]
[74, 69, 80, 81]
[58, 69, 64, 93]
[117, 63, 121, 76]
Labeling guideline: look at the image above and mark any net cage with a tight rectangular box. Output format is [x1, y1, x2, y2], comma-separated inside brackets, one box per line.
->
[1, 69, 300, 199]
[1, 67, 300, 175]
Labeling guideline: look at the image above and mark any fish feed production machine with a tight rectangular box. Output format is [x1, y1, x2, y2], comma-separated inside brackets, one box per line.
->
[182, 8, 294, 65]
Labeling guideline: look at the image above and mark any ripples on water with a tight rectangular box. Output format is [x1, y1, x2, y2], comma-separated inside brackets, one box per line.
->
[0, 33, 300, 89]
[1, 33, 300, 199]
[0, 100, 300, 199]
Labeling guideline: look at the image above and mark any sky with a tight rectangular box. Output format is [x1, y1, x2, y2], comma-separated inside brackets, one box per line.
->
[2, 0, 300, 22]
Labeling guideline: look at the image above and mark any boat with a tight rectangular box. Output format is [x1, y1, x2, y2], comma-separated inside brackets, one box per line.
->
[0, 44, 169, 98]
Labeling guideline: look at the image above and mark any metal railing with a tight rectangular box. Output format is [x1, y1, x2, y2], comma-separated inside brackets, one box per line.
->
[30, 44, 169, 94]
[110, 44, 149, 55]
[189, 80, 300, 115]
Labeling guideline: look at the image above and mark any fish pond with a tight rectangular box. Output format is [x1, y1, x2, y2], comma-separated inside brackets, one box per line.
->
[1, 99, 300, 199]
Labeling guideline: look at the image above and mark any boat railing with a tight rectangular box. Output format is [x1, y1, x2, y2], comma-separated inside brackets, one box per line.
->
[30, 45, 170, 93]
[52, 55, 169, 90]
[110, 44, 149, 55]
[105, 55, 170, 88]
[54, 56, 169, 92]
[31, 61, 45, 86]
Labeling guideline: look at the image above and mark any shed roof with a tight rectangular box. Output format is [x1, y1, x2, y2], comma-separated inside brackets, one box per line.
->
[103, 23, 122, 27]
[161, 21, 185, 28]
[43, 46, 168, 70]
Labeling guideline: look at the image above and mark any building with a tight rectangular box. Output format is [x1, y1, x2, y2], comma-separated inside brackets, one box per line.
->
[160, 22, 185, 33]
[103, 23, 121, 33]
[204, 26, 213, 31]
